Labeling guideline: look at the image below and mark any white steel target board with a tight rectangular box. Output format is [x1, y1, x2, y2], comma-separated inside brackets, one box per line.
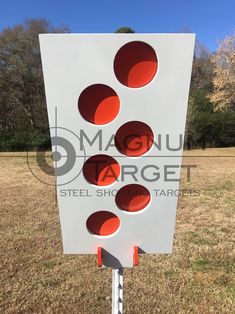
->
[39, 34, 195, 268]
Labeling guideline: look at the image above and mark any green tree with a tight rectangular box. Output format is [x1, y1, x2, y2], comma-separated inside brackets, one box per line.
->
[186, 40, 214, 148]
[114, 27, 135, 33]
[186, 89, 235, 149]
[185, 90, 214, 149]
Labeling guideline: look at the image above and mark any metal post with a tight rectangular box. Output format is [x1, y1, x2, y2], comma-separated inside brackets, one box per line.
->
[112, 268, 123, 314]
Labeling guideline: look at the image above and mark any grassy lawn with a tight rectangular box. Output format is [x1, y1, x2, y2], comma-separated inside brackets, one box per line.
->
[0, 148, 234, 313]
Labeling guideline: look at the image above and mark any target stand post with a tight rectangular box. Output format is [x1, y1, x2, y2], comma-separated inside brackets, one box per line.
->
[97, 246, 139, 313]
[112, 268, 123, 314]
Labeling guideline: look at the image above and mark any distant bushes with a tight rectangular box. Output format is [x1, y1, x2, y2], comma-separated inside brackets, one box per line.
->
[0, 129, 50, 151]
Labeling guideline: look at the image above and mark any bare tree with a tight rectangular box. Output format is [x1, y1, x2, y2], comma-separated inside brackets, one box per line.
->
[0, 18, 69, 137]
[191, 42, 214, 92]
[209, 31, 235, 111]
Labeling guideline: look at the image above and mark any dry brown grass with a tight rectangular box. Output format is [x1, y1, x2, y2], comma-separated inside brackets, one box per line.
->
[0, 148, 234, 313]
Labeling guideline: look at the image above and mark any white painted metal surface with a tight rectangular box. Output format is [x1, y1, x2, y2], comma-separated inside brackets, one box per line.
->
[39, 34, 195, 268]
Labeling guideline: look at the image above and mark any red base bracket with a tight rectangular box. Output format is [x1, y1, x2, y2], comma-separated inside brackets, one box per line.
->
[133, 246, 139, 266]
[97, 246, 103, 267]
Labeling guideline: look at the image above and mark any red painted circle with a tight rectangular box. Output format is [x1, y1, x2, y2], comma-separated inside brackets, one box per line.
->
[83, 154, 120, 186]
[114, 41, 158, 88]
[78, 84, 120, 125]
[87, 211, 120, 236]
[115, 184, 150, 212]
[115, 121, 154, 156]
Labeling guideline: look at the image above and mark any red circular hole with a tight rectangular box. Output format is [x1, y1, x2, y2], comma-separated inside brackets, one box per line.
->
[78, 84, 120, 125]
[87, 211, 120, 236]
[115, 121, 154, 156]
[114, 41, 158, 88]
[116, 184, 151, 212]
[83, 154, 120, 186]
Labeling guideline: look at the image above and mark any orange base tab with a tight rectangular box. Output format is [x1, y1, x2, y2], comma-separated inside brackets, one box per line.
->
[97, 247, 103, 267]
[133, 246, 139, 266]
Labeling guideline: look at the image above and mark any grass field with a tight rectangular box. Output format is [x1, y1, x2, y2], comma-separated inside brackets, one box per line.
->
[0, 148, 234, 313]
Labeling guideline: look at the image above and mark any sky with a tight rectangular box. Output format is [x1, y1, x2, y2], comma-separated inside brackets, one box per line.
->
[0, 0, 234, 52]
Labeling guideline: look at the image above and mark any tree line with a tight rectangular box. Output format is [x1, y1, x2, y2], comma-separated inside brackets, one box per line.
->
[0, 20, 234, 151]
